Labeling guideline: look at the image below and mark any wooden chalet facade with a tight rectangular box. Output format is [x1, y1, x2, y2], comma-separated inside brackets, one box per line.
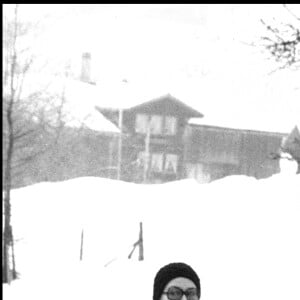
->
[96, 94, 203, 183]
[183, 124, 286, 183]
[96, 93, 287, 183]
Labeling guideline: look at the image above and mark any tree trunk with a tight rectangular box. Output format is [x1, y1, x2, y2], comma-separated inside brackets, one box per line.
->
[3, 195, 12, 283]
[11, 226, 17, 280]
[3, 5, 18, 283]
[3, 125, 14, 283]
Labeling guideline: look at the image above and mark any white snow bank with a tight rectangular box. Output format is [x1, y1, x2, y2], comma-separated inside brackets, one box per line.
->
[4, 174, 300, 300]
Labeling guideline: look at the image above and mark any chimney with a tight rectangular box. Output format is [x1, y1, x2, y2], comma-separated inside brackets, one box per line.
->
[80, 52, 92, 83]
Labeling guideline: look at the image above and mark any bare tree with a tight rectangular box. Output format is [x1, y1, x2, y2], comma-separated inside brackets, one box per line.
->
[3, 4, 25, 283]
[2, 4, 69, 283]
[260, 5, 300, 73]
[259, 5, 300, 172]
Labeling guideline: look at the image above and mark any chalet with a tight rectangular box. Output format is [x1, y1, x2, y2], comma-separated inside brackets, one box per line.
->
[14, 80, 290, 186]
[10, 52, 293, 187]
[96, 93, 288, 183]
[96, 93, 204, 183]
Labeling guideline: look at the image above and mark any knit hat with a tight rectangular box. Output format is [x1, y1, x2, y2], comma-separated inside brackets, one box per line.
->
[153, 262, 201, 300]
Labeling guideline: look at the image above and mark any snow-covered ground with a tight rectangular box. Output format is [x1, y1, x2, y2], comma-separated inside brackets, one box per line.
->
[3, 171, 300, 300]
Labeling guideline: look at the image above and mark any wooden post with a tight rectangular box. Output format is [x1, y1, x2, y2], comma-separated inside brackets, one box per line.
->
[108, 139, 113, 179]
[80, 229, 84, 261]
[128, 222, 144, 261]
[143, 126, 150, 183]
[138, 222, 144, 261]
[117, 109, 123, 180]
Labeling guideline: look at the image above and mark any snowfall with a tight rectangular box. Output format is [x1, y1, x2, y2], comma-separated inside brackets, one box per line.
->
[3, 163, 300, 300]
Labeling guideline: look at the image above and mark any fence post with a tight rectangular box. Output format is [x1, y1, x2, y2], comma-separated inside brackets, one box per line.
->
[128, 221, 144, 261]
[138, 222, 144, 261]
[80, 229, 84, 261]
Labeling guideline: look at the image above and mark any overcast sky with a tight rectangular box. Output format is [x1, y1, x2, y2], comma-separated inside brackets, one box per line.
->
[4, 4, 300, 132]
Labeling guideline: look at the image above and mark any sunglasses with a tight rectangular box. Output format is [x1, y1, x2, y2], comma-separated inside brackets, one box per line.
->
[163, 286, 198, 300]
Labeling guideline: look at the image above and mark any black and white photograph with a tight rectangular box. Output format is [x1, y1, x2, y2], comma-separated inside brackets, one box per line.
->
[3, 4, 300, 300]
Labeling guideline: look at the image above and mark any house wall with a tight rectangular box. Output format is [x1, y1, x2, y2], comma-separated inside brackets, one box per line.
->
[238, 131, 284, 178]
[120, 134, 185, 183]
[118, 98, 195, 183]
[183, 125, 285, 183]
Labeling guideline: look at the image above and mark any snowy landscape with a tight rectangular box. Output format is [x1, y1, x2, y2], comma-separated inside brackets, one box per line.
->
[3, 170, 300, 300]
[3, 4, 300, 300]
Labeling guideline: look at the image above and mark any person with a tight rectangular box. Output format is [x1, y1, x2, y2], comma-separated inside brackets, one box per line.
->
[153, 262, 201, 300]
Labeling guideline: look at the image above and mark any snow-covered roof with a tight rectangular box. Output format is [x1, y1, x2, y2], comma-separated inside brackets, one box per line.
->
[189, 115, 299, 135]
[19, 73, 299, 135]
[20, 76, 120, 134]
[94, 81, 176, 110]
[60, 79, 120, 133]
[91, 78, 300, 135]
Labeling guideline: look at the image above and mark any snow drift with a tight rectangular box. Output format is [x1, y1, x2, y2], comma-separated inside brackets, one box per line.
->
[3, 173, 300, 300]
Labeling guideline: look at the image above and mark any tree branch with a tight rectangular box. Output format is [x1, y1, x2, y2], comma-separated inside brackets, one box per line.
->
[283, 4, 300, 22]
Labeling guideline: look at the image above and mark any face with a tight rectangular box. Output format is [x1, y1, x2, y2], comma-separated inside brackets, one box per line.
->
[160, 277, 198, 300]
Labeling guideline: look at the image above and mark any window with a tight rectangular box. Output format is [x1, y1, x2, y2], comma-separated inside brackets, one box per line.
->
[149, 115, 162, 134]
[135, 114, 148, 133]
[137, 151, 151, 167]
[164, 116, 177, 135]
[137, 151, 146, 167]
[137, 152, 178, 174]
[151, 153, 163, 172]
[135, 114, 177, 136]
[165, 154, 178, 173]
